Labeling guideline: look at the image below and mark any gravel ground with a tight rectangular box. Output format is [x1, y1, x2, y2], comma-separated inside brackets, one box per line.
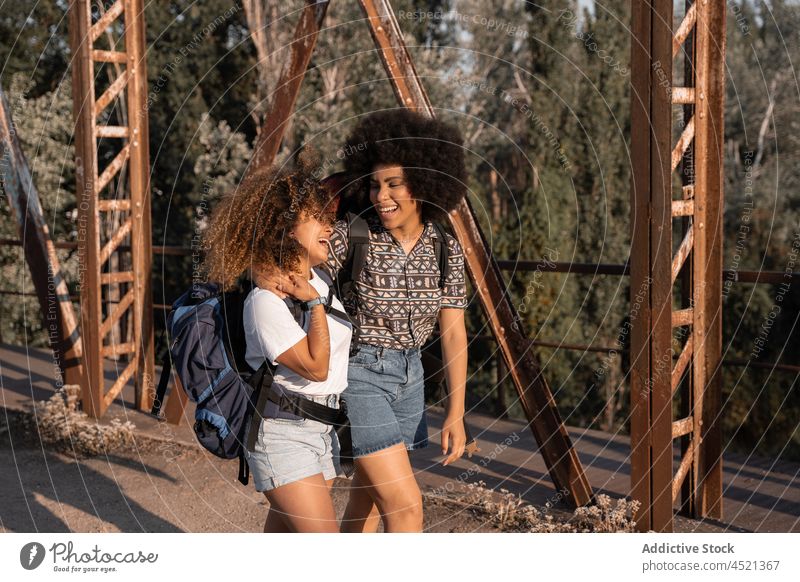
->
[1, 405, 735, 534]
[0, 410, 498, 533]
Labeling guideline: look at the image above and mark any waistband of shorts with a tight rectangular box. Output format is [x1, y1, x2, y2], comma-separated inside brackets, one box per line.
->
[353, 343, 421, 358]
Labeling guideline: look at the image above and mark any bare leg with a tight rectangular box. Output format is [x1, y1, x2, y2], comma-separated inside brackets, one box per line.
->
[262, 474, 339, 533]
[263, 505, 290, 532]
[346, 443, 423, 532]
[341, 469, 382, 532]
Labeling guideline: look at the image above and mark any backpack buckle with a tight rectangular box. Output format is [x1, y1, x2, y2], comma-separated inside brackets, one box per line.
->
[278, 393, 303, 419]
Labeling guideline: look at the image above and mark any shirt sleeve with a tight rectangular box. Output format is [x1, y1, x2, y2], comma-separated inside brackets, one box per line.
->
[244, 289, 307, 366]
[441, 233, 468, 309]
[321, 218, 350, 280]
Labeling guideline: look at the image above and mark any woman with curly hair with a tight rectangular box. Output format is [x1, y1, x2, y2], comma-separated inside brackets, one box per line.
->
[260, 109, 470, 532]
[202, 152, 353, 533]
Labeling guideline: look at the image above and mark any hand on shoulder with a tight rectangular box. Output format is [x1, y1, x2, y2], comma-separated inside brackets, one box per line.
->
[252, 267, 318, 302]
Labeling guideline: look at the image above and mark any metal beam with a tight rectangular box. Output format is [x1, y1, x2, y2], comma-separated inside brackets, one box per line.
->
[124, 0, 156, 414]
[630, 0, 676, 534]
[68, 0, 154, 418]
[629, 0, 654, 532]
[695, 0, 725, 520]
[0, 83, 84, 388]
[648, 0, 675, 533]
[629, 0, 726, 532]
[70, 0, 103, 417]
[245, 0, 330, 178]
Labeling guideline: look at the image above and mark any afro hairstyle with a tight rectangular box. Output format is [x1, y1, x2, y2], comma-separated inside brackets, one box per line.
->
[340, 109, 467, 222]
[201, 145, 334, 290]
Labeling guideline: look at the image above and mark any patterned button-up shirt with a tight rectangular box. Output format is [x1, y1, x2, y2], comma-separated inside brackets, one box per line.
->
[323, 214, 468, 349]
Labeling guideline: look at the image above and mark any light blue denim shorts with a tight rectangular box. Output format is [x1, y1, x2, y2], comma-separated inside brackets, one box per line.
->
[342, 344, 429, 457]
[244, 392, 347, 492]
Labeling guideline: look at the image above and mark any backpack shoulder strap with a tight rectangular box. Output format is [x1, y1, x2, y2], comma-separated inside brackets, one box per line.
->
[430, 222, 451, 290]
[311, 266, 356, 327]
[314, 265, 333, 286]
[307, 213, 368, 350]
[329, 212, 370, 301]
[242, 356, 273, 484]
[283, 295, 303, 323]
[152, 329, 172, 417]
[345, 212, 370, 284]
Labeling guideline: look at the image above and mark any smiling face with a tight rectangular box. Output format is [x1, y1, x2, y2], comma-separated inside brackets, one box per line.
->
[290, 210, 334, 269]
[369, 164, 423, 230]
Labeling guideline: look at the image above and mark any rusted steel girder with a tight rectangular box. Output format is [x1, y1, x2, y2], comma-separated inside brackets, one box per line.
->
[245, 0, 330, 179]
[358, 0, 593, 509]
[693, 0, 725, 523]
[629, 0, 725, 532]
[69, 0, 155, 417]
[0, 83, 84, 387]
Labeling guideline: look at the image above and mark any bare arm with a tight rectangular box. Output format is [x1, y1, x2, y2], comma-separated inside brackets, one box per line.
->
[269, 272, 330, 382]
[275, 303, 330, 382]
[438, 307, 468, 464]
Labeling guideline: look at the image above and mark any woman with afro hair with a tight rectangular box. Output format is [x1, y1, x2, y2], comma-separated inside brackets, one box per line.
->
[260, 109, 470, 532]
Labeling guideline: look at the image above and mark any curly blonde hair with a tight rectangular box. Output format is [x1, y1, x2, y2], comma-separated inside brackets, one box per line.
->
[201, 152, 334, 290]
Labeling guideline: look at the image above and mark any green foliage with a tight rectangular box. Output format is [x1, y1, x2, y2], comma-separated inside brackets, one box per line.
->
[0, 73, 78, 346]
[0, 0, 797, 462]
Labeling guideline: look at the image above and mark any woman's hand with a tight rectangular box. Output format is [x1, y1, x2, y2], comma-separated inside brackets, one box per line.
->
[252, 267, 284, 297]
[280, 272, 319, 302]
[253, 268, 318, 302]
[440, 413, 467, 466]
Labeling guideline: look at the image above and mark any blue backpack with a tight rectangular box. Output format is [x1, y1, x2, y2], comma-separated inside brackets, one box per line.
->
[151, 279, 309, 486]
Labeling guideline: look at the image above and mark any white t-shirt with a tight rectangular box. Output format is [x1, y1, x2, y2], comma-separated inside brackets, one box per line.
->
[243, 268, 353, 396]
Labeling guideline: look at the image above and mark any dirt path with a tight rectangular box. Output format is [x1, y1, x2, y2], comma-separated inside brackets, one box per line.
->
[1, 404, 763, 534]
[0, 413, 498, 533]
[4, 345, 796, 533]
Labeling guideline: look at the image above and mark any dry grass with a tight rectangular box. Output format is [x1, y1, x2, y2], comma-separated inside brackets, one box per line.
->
[20, 384, 137, 456]
[427, 480, 641, 533]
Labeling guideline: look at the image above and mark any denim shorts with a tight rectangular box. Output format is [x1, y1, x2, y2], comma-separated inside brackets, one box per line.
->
[342, 344, 428, 457]
[244, 392, 347, 492]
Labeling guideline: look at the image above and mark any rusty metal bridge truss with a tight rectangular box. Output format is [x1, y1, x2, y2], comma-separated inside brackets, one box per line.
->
[0, 0, 727, 532]
[630, 0, 725, 531]
[68, 0, 155, 418]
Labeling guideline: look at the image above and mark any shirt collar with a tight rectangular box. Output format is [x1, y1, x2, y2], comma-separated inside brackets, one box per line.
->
[366, 213, 434, 244]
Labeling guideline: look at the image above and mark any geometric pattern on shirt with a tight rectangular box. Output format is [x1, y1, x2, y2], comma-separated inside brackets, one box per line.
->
[325, 212, 467, 349]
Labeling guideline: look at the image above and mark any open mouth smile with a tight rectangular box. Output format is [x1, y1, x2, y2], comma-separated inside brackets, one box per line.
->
[377, 204, 399, 216]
